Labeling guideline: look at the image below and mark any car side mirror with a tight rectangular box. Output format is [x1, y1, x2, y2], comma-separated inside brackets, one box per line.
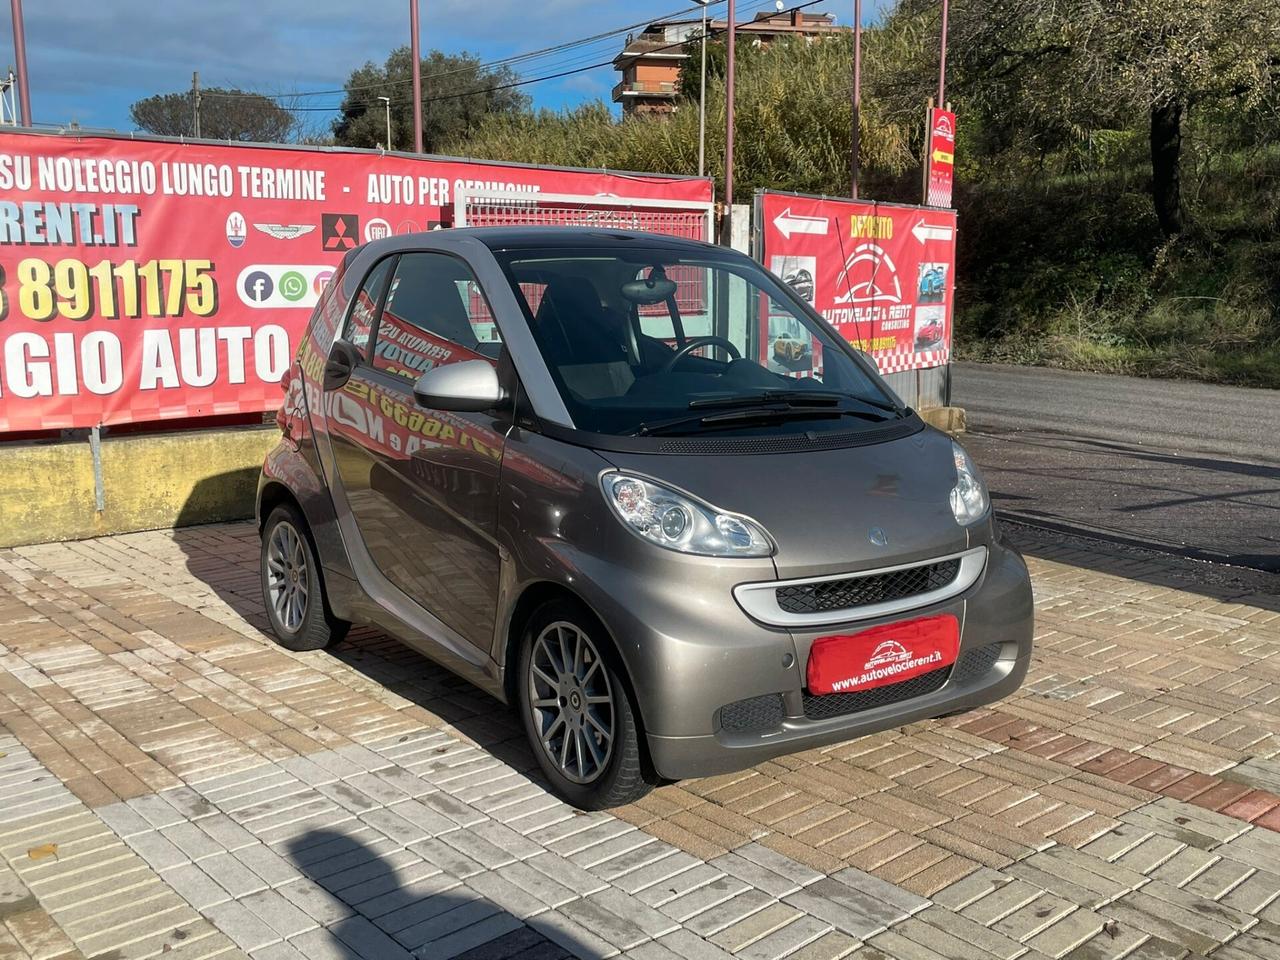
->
[413, 359, 507, 412]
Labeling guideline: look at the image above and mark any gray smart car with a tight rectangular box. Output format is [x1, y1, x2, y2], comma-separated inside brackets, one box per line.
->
[257, 227, 1033, 809]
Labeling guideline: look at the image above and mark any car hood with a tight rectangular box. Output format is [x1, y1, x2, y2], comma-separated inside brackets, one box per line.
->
[599, 425, 970, 580]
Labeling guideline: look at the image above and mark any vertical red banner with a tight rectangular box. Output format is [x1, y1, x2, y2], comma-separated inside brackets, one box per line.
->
[926, 109, 956, 208]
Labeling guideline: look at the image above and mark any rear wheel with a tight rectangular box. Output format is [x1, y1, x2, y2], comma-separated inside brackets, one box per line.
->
[518, 599, 652, 809]
[260, 504, 348, 651]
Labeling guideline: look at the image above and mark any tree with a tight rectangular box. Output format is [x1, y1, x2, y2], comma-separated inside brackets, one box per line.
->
[881, 0, 1280, 235]
[130, 89, 295, 143]
[332, 48, 529, 152]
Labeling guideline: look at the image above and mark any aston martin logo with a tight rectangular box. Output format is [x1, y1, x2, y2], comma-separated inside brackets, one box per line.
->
[253, 223, 317, 240]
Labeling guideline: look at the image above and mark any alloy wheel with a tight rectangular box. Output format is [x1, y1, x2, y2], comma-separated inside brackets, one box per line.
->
[527, 621, 615, 784]
[266, 520, 309, 633]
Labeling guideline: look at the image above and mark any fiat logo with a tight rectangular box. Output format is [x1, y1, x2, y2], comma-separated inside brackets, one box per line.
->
[868, 527, 889, 547]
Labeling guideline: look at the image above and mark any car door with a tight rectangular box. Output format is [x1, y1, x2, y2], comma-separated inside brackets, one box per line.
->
[324, 250, 509, 655]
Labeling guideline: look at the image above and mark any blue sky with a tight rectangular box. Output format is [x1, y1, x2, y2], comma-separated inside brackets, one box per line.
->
[1, 0, 861, 134]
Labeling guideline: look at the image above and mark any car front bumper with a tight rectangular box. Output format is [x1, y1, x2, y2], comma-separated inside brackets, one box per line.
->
[581, 537, 1034, 782]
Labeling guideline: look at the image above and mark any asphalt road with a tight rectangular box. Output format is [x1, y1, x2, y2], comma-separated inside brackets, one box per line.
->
[953, 361, 1280, 571]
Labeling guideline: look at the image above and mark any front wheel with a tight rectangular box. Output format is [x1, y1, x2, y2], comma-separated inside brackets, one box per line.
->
[260, 504, 348, 652]
[518, 600, 653, 809]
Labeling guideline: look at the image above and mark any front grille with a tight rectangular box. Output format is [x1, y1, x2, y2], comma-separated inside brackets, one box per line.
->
[719, 693, 785, 733]
[802, 642, 1003, 721]
[777, 558, 961, 615]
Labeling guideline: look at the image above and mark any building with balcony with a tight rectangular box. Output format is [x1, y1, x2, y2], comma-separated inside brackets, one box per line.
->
[612, 10, 845, 116]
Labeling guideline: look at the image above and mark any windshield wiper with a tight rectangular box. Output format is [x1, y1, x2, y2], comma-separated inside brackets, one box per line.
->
[633, 404, 889, 437]
[687, 390, 845, 410]
[688, 390, 900, 414]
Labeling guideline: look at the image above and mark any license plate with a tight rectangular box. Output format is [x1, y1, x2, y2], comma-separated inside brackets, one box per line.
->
[806, 614, 960, 695]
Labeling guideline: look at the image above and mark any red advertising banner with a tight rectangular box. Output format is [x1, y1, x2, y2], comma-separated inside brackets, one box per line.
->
[925, 108, 956, 208]
[0, 131, 711, 434]
[757, 191, 957, 375]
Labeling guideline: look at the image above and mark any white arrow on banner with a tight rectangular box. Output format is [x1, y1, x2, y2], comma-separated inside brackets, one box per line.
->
[773, 208, 830, 239]
[911, 219, 954, 244]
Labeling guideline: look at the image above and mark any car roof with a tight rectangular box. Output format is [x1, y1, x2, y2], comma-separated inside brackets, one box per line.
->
[447, 226, 724, 254]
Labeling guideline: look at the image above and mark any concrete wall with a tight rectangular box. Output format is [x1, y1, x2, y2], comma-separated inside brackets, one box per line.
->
[0, 427, 278, 549]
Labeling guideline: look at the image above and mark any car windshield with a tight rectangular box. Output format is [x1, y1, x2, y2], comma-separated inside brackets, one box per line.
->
[491, 244, 901, 437]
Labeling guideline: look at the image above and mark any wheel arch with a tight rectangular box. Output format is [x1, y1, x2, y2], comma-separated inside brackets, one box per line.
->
[503, 580, 660, 783]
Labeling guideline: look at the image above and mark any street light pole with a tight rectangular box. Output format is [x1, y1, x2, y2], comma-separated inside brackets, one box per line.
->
[9, 0, 32, 126]
[723, 0, 736, 240]
[410, 0, 423, 153]
[379, 96, 391, 150]
[851, 0, 861, 199]
[697, 0, 709, 179]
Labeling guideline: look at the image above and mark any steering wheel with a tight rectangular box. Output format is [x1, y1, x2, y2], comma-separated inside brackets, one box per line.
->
[660, 336, 742, 374]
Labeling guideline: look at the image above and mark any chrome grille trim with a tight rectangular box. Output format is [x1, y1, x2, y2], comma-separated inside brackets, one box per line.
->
[733, 546, 988, 627]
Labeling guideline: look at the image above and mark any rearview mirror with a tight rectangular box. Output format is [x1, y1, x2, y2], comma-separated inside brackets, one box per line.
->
[621, 276, 678, 305]
[413, 359, 507, 412]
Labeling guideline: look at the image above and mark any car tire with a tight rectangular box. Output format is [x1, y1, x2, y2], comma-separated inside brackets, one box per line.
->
[517, 599, 653, 810]
[260, 504, 349, 652]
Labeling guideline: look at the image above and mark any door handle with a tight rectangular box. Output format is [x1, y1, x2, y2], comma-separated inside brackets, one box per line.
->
[324, 339, 360, 390]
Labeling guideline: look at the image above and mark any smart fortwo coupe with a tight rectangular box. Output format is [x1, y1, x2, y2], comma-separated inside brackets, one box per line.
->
[257, 227, 1034, 809]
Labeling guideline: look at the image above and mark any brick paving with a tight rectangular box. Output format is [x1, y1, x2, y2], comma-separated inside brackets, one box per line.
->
[0, 523, 1278, 959]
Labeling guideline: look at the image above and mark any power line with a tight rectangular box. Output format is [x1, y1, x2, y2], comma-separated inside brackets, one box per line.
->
[244, 0, 812, 116]
[201, 0, 737, 103]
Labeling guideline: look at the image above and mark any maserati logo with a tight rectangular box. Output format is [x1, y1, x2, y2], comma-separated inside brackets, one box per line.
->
[868, 527, 889, 547]
[254, 223, 316, 240]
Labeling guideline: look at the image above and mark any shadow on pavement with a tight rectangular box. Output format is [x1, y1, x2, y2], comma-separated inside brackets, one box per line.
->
[173, 473, 541, 786]
[283, 827, 579, 959]
[1002, 518, 1280, 614]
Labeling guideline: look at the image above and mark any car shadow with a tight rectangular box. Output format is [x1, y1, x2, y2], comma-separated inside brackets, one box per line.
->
[172, 472, 541, 784]
[281, 826, 581, 959]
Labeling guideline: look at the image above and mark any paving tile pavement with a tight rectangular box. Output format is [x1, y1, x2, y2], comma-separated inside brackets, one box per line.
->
[0, 523, 1277, 959]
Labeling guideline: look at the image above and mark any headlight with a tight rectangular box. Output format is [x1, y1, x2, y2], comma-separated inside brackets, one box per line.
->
[602, 473, 774, 557]
[950, 440, 990, 525]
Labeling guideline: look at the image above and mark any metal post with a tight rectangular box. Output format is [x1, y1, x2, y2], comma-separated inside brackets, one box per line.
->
[697, 1, 708, 178]
[2, 70, 13, 125]
[191, 71, 201, 138]
[410, 0, 423, 153]
[851, 0, 861, 199]
[723, 0, 736, 239]
[937, 0, 949, 106]
[9, 0, 32, 126]
[89, 426, 105, 513]
[379, 96, 391, 149]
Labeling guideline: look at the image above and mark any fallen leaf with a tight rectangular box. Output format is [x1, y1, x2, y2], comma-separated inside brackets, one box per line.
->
[1103, 920, 1120, 939]
[28, 843, 57, 861]
[174, 929, 188, 940]
[1175, 816, 1190, 825]
[1035, 908, 1052, 918]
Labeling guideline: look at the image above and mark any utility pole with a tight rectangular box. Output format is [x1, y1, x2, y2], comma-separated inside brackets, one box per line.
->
[410, 0, 423, 153]
[723, 0, 736, 240]
[851, 0, 862, 199]
[697, 0, 709, 179]
[191, 71, 201, 138]
[9, 0, 31, 126]
[937, 0, 949, 106]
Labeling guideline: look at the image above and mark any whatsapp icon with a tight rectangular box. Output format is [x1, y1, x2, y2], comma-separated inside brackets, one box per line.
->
[279, 270, 308, 302]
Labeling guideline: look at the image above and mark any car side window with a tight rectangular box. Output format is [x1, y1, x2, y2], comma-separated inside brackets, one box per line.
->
[343, 257, 394, 359]
[372, 253, 502, 383]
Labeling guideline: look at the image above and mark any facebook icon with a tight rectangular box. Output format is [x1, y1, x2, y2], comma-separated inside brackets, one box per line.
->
[243, 270, 274, 303]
